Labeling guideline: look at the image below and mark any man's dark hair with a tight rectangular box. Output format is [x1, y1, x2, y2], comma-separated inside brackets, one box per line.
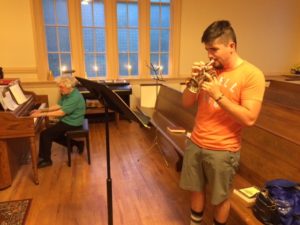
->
[201, 20, 237, 46]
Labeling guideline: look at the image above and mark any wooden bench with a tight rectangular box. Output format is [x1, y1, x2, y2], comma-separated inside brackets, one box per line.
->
[139, 84, 197, 170]
[140, 81, 300, 225]
[227, 80, 300, 224]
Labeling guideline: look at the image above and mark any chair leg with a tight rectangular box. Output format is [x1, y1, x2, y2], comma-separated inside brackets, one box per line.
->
[86, 135, 91, 165]
[66, 136, 72, 167]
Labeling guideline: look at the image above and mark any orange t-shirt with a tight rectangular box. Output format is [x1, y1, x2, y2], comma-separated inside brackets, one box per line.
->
[191, 61, 265, 152]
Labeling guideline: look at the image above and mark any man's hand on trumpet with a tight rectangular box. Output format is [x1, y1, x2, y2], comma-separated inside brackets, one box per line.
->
[186, 59, 215, 93]
[201, 72, 222, 101]
[191, 61, 207, 86]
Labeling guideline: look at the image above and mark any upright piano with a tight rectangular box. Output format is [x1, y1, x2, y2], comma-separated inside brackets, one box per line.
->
[0, 80, 48, 189]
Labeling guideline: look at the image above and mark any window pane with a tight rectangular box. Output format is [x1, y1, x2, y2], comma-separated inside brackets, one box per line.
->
[117, 3, 127, 27]
[56, 0, 68, 25]
[61, 53, 71, 72]
[94, 1, 105, 27]
[128, 3, 138, 27]
[150, 29, 159, 52]
[85, 53, 96, 77]
[81, 2, 93, 26]
[150, 53, 159, 75]
[118, 29, 128, 52]
[150, 5, 160, 28]
[161, 5, 170, 27]
[129, 29, 138, 52]
[96, 54, 106, 77]
[161, 53, 169, 74]
[83, 28, 94, 52]
[46, 27, 58, 52]
[119, 53, 129, 76]
[48, 53, 60, 76]
[130, 53, 138, 75]
[43, 0, 55, 24]
[161, 29, 169, 52]
[95, 29, 105, 52]
[58, 27, 70, 52]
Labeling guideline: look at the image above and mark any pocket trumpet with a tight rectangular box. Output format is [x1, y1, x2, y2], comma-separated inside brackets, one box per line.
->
[185, 59, 216, 93]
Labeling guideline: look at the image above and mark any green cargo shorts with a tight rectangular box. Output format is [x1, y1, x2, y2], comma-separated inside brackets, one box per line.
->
[179, 139, 240, 205]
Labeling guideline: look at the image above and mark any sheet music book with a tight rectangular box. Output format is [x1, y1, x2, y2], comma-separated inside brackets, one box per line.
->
[167, 125, 186, 133]
[1, 90, 19, 111]
[8, 82, 28, 104]
[238, 186, 260, 198]
[232, 188, 258, 207]
[0, 87, 7, 110]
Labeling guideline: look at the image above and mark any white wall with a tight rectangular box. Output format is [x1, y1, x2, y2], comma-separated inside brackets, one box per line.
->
[179, 0, 300, 75]
[0, 0, 37, 80]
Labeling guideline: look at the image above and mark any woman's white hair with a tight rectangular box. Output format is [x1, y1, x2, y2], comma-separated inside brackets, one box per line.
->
[55, 75, 77, 88]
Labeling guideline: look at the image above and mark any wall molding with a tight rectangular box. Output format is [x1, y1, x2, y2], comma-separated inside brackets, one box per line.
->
[3, 67, 37, 74]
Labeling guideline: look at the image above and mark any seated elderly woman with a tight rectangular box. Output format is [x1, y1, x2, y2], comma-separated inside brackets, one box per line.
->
[31, 76, 86, 168]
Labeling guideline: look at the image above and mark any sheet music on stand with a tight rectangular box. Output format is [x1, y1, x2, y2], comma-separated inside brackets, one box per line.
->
[8, 81, 28, 104]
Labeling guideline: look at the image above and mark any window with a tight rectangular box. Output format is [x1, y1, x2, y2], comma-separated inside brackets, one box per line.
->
[150, 0, 170, 75]
[43, 0, 71, 77]
[81, 0, 106, 78]
[38, 0, 180, 79]
[117, 0, 139, 76]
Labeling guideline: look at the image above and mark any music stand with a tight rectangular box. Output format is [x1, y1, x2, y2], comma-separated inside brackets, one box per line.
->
[75, 77, 149, 225]
[137, 63, 169, 167]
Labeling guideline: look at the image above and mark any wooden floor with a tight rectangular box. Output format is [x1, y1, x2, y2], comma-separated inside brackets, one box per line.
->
[0, 121, 191, 225]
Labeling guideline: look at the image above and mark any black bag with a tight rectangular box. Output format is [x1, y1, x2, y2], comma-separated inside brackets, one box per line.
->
[252, 179, 300, 225]
[266, 179, 300, 225]
[252, 189, 281, 225]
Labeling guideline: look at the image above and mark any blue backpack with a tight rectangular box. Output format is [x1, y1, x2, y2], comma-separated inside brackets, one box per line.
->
[265, 179, 300, 225]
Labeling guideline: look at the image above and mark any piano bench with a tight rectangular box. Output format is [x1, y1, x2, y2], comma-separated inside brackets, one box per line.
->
[65, 119, 91, 167]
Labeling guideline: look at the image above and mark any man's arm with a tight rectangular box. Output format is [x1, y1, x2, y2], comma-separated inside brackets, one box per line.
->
[215, 97, 262, 126]
[182, 88, 198, 108]
[202, 75, 263, 126]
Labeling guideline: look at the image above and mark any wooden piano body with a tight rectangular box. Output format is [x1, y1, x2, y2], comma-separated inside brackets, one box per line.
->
[0, 83, 48, 190]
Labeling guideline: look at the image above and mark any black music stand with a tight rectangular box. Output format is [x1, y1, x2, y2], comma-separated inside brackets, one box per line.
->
[75, 77, 149, 225]
[137, 63, 169, 166]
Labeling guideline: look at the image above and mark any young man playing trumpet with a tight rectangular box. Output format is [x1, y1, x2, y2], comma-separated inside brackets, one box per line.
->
[180, 20, 265, 225]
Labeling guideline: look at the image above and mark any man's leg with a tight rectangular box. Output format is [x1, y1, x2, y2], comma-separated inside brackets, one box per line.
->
[203, 150, 239, 225]
[190, 191, 205, 225]
[213, 198, 230, 225]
